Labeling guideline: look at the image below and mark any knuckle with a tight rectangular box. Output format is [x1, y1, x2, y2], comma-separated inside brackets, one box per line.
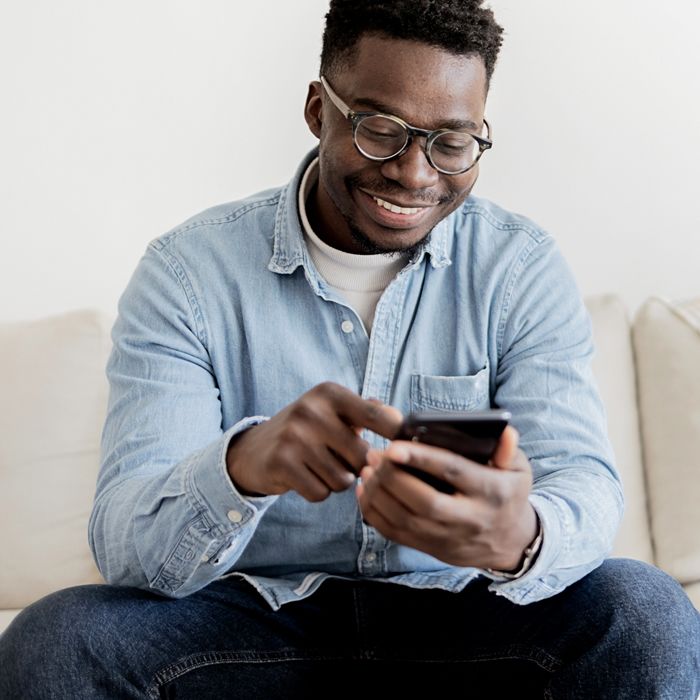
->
[330, 469, 353, 491]
[365, 400, 380, 422]
[486, 481, 507, 508]
[315, 381, 339, 399]
[348, 441, 369, 469]
[305, 484, 331, 503]
[279, 422, 304, 446]
[443, 458, 463, 482]
[424, 494, 446, 521]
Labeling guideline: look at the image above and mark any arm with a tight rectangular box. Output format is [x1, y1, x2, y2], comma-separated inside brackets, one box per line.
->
[357, 237, 622, 603]
[89, 244, 275, 598]
[90, 243, 401, 598]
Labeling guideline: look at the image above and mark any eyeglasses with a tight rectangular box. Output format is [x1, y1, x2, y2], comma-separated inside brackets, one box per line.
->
[320, 75, 492, 176]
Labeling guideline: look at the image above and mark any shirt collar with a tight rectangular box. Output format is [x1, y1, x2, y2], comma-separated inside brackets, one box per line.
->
[268, 148, 452, 275]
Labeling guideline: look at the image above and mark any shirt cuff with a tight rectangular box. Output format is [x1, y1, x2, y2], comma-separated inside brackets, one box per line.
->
[485, 493, 564, 603]
[188, 416, 278, 539]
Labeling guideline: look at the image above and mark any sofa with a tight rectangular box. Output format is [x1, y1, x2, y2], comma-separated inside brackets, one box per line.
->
[1, 294, 699, 636]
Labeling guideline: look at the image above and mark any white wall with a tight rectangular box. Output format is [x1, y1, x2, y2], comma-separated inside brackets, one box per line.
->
[1, 1, 698, 322]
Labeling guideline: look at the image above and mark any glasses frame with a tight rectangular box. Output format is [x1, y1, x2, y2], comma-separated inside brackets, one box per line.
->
[320, 75, 492, 176]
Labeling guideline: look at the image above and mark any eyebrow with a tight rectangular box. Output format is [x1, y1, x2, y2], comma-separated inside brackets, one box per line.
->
[353, 95, 480, 132]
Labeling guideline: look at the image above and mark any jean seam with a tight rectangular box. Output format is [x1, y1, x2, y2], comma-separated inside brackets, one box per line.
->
[371, 644, 563, 673]
[148, 649, 355, 697]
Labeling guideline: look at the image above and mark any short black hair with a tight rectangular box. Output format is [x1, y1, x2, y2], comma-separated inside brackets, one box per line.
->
[320, 0, 504, 87]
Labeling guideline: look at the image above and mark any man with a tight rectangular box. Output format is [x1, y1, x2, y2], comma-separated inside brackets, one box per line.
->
[1, 1, 698, 697]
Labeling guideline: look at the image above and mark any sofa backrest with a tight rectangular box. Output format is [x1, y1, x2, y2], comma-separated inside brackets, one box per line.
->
[586, 296, 654, 563]
[633, 298, 700, 595]
[0, 310, 109, 609]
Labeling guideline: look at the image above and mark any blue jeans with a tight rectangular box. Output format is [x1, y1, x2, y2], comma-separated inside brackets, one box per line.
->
[1, 559, 698, 699]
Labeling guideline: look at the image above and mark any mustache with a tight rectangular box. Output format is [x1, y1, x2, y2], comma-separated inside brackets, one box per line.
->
[346, 175, 456, 206]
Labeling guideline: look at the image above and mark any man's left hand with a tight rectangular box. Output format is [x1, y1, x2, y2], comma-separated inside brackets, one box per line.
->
[355, 426, 538, 572]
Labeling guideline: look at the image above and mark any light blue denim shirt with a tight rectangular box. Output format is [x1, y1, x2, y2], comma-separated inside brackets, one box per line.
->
[91, 148, 623, 610]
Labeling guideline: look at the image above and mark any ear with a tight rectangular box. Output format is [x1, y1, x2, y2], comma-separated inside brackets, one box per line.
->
[304, 80, 323, 139]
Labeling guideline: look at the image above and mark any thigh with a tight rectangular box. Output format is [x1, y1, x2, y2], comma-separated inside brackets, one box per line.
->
[0, 578, 359, 700]
[356, 559, 700, 699]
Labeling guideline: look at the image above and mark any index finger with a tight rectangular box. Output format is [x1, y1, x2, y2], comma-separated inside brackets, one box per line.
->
[323, 384, 403, 439]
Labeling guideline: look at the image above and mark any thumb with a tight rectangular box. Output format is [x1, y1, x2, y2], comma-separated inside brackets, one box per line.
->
[491, 425, 519, 469]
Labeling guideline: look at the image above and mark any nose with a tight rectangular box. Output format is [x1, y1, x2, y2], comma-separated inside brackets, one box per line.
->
[378, 138, 440, 191]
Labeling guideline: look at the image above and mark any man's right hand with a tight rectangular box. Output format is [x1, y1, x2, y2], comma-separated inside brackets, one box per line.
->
[225, 382, 403, 502]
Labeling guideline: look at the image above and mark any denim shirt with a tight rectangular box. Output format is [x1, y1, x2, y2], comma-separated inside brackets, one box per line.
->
[91, 149, 623, 610]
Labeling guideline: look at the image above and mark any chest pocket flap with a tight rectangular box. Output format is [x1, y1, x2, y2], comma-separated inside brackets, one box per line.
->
[410, 364, 490, 412]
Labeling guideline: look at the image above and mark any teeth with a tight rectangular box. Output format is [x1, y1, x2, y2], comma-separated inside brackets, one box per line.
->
[373, 196, 421, 215]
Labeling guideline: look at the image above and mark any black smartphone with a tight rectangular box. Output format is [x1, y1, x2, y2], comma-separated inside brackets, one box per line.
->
[393, 410, 511, 493]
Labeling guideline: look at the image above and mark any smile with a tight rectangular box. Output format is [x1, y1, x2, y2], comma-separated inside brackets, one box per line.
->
[372, 196, 424, 215]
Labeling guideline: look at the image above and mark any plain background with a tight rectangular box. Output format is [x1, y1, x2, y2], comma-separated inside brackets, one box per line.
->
[1, 1, 698, 322]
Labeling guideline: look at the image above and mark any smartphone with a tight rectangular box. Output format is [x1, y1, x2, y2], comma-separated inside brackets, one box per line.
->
[393, 409, 511, 493]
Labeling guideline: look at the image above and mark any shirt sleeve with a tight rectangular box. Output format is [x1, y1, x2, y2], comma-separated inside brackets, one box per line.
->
[485, 234, 624, 604]
[89, 243, 277, 599]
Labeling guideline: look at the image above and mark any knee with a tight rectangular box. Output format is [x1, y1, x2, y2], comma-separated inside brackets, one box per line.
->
[0, 585, 113, 695]
[587, 558, 699, 651]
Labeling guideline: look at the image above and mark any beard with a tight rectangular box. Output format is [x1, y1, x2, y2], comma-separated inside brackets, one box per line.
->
[336, 172, 460, 257]
[345, 217, 432, 258]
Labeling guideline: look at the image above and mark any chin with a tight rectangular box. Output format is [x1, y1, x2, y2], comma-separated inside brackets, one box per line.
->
[348, 222, 431, 257]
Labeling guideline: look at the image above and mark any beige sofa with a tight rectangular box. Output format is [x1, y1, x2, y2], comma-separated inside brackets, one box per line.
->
[1, 295, 699, 636]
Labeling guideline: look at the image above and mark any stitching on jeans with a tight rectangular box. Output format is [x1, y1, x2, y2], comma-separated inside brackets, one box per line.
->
[148, 643, 563, 696]
[371, 643, 562, 674]
[149, 649, 355, 694]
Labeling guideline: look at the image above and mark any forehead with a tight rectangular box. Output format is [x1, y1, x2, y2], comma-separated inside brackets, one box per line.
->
[334, 34, 488, 129]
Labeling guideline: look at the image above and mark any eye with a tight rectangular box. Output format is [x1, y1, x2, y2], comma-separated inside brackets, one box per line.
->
[432, 133, 476, 156]
[357, 116, 404, 141]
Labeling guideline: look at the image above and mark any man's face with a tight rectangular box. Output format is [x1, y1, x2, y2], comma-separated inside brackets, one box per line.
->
[304, 34, 489, 255]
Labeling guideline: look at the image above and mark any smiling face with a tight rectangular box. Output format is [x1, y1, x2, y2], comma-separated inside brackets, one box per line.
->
[304, 34, 489, 254]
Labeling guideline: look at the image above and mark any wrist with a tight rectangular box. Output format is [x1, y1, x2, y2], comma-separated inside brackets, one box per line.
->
[226, 429, 265, 497]
[487, 508, 543, 581]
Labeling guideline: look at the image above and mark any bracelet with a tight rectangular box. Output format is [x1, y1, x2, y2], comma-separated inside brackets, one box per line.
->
[486, 518, 543, 581]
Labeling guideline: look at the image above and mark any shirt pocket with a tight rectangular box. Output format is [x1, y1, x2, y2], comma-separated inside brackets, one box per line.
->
[410, 364, 491, 413]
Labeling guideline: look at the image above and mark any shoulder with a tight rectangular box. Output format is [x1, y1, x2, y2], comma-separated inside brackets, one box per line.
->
[150, 186, 283, 256]
[455, 195, 550, 247]
[445, 195, 561, 286]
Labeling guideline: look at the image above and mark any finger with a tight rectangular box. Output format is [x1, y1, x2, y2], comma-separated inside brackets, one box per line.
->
[490, 425, 520, 470]
[319, 417, 371, 472]
[358, 472, 411, 529]
[359, 477, 446, 548]
[367, 454, 463, 521]
[290, 463, 332, 503]
[385, 440, 496, 497]
[321, 384, 403, 439]
[305, 445, 356, 491]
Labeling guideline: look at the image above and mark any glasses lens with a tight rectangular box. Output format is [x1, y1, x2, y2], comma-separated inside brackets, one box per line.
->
[354, 115, 407, 159]
[429, 132, 480, 174]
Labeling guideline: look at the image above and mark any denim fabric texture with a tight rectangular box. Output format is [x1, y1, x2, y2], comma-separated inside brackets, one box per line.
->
[1, 560, 698, 698]
[90, 148, 623, 609]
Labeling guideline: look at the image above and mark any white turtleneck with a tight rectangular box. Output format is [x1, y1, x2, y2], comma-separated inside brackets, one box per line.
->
[298, 158, 408, 333]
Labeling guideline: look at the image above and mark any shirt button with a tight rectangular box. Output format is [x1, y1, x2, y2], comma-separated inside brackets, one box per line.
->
[227, 509, 243, 523]
[365, 553, 376, 563]
[341, 320, 354, 334]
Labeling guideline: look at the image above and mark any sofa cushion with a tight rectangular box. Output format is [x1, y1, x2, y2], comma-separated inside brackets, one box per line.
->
[585, 295, 653, 562]
[633, 297, 700, 585]
[0, 310, 110, 609]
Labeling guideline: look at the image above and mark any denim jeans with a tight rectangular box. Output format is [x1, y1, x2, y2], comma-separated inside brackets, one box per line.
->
[1, 559, 698, 699]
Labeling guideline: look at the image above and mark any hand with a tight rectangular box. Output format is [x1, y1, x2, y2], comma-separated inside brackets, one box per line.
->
[226, 382, 403, 502]
[356, 426, 538, 571]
